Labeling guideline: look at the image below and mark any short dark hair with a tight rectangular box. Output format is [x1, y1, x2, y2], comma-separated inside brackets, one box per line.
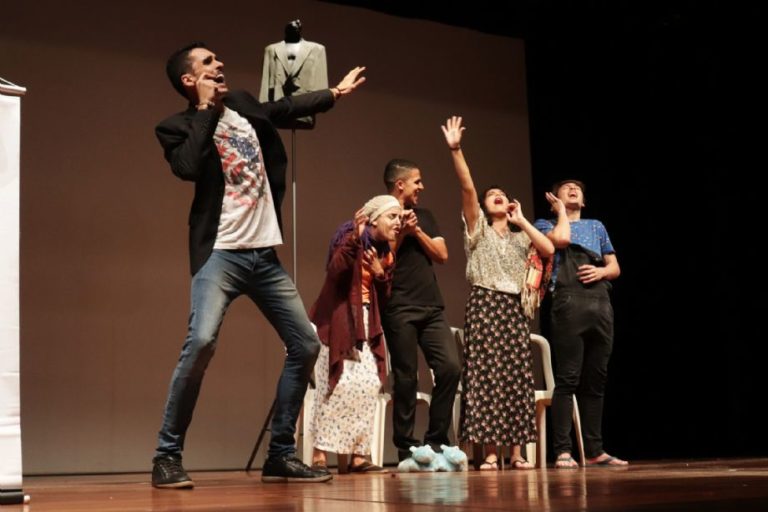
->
[166, 42, 207, 98]
[552, 179, 586, 195]
[383, 159, 419, 192]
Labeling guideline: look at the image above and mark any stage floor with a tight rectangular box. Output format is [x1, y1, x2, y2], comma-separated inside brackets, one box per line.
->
[5, 458, 768, 511]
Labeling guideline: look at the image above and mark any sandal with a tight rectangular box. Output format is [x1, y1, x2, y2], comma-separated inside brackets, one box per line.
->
[479, 455, 499, 471]
[586, 453, 628, 467]
[349, 460, 388, 473]
[310, 461, 328, 472]
[555, 453, 579, 469]
[511, 458, 534, 470]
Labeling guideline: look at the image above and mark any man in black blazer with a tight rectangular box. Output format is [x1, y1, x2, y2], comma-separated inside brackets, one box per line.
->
[152, 42, 365, 487]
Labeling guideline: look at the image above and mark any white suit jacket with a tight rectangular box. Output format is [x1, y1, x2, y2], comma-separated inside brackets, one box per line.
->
[259, 39, 328, 129]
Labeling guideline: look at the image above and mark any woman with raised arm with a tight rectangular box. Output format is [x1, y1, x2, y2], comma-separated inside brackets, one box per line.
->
[441, 116, 554, 470]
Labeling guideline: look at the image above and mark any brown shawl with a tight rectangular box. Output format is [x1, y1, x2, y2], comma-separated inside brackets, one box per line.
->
[309, 230, 392, 396]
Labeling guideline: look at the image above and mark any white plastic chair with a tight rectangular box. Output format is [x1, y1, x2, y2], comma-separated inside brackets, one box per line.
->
[371, 344, 433, 467]
[452, 331, 585, 469]
[526, 333, 586, 468]
[450, 327, 464, 442]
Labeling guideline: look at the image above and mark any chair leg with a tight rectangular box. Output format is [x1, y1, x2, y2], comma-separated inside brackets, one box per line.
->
[525, 441, 536, 467]
[572, 396, 586, 467]
[370, 409, 381, 467]
[452, 392, 462, 445]
[337, 454, 350, 474]
[472, 443, 484, 470]
[301, 388, 315, 466]
[372, 393, 390, 467]
[532, 400, 548, 468]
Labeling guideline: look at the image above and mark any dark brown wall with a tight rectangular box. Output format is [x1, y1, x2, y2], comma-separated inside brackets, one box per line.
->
[1, 0, 530, 473]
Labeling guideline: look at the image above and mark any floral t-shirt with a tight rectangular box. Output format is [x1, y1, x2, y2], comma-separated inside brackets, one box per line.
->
[463, 209, 530, 295]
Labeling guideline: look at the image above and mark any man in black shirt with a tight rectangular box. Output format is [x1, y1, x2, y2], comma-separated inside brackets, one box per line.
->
[382, 159, 461, 461]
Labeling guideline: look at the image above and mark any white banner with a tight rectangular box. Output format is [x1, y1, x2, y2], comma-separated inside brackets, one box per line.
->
[0, 92, 23, 499]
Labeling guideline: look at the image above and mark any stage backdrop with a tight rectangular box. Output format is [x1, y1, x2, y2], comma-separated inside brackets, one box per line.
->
[0, 0, 531, 473]
[0, 92, 23, 491]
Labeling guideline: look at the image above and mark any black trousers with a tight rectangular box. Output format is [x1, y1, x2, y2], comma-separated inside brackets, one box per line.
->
[382, 305, 462, 460]
[549, 292, 614, 458]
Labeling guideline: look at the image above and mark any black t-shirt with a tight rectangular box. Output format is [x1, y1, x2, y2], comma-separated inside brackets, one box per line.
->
[387, 208, 445, 308]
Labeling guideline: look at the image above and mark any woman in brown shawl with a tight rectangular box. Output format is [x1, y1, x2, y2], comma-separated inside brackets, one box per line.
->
[309, 195, 401, 472]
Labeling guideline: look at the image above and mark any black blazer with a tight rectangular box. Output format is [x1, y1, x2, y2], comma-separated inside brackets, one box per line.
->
[155, 89, 335, 274]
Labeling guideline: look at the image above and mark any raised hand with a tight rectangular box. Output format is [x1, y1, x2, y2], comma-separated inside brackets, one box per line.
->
[441, 115, 465, 150]
[334, 66, 367, 97]
[545, 192, 566, 216]
[354, 208, 369, 238]
[506, 199, 525, 226]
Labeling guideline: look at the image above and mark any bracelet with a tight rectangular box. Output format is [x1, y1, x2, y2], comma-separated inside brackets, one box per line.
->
[450, 145, 461, 151]
[196, 100, 216, 110]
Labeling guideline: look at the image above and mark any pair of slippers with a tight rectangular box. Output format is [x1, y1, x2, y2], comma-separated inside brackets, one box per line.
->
[349, 460, 388, 473]
[480, 456, 533, 471]
[555, 453, 628, 468]
[312, 460, 387, 473]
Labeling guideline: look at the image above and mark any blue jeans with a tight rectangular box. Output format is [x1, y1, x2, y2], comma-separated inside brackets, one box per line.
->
[156, 248, 320, 458]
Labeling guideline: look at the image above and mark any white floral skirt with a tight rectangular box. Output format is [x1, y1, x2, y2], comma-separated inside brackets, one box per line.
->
[310, 309, 381, 455]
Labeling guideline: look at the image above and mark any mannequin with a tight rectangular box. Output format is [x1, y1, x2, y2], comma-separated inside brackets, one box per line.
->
[260, 19, 328, 129]
[282, 19, 301, 96]
[284, 19, 302, 42]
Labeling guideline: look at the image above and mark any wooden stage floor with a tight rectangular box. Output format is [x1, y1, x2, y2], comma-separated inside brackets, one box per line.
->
[4, 458, 768, 511]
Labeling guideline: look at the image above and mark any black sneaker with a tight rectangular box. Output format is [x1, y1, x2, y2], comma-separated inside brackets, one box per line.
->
[152, 454, 194, 489]
[262, 454, 333, 483]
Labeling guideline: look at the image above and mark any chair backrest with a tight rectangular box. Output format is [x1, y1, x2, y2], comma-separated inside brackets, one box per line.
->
[529, 333, 555, 393]
[450, 327, 464, 355]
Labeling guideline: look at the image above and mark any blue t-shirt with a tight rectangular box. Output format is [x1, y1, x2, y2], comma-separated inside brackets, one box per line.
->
[534, 218, 615, 292]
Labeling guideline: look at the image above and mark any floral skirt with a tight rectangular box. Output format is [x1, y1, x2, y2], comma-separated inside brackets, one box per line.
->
[310, 311, 381, 455]
[460, 286, 537, 445]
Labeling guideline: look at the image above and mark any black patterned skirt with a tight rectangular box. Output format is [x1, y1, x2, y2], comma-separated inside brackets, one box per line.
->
[460, 286, 537, 445]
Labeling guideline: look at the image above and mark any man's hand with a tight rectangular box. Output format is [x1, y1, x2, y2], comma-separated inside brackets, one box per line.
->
[399, 209, 418, 236]
[577, 264, 605, 284]
[545, 192, 566, 216]
[332, 66, 367, 99]
[195, 72, 226, 110]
